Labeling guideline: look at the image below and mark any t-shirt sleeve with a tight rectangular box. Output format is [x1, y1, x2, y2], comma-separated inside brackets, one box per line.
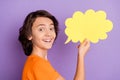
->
[31, 60, 60, 80]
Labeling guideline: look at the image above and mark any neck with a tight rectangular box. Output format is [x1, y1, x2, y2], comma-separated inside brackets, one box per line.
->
[31, 46, 48, 60]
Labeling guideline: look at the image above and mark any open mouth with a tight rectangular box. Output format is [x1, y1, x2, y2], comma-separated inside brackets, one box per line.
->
[43, 39, 53, 43]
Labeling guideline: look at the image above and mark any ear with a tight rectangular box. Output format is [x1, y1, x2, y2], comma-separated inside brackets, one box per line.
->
[28, 36, 32, 40]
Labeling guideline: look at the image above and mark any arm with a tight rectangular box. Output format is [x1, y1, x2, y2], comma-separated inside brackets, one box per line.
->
[74, 39, 90, 80]
[56, 76, 65, 80]
[56, 39, 90, 80]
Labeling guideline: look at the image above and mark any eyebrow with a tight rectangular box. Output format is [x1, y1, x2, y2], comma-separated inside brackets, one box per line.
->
[38, 24, 45, 26]
[37, 23, 54, 27]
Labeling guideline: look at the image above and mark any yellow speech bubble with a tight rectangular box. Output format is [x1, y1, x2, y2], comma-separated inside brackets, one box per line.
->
[65, 9, 113, 44]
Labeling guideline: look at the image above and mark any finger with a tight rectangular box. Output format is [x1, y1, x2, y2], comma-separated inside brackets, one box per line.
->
[77, 44, 80, 48]
[81, 39, 89, 46]
[77, 39, 90, 48]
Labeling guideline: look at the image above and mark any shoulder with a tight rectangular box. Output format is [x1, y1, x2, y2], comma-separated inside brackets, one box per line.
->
[27, 55, 50, 69]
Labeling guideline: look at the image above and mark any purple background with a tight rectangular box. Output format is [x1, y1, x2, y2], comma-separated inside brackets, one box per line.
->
[0, 0, 120, 80]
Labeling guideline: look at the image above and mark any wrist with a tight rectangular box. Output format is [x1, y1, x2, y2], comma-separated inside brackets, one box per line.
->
[78, 53, 85, 59]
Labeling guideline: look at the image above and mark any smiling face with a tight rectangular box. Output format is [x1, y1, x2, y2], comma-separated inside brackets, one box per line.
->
[29, 17, 56, 51]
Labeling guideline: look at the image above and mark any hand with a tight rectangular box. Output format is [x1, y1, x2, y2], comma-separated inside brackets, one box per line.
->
[77, 39, 90, 57]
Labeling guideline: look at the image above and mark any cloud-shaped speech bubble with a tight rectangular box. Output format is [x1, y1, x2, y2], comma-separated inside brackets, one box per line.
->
[65, 9, 113, 44]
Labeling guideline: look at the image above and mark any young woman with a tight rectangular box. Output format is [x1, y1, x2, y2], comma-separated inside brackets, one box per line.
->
[18, 10, 90, 80]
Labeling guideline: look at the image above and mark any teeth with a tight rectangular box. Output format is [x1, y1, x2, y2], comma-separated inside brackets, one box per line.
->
[44, 39, 51, 42]
[46, 40, 50, 41]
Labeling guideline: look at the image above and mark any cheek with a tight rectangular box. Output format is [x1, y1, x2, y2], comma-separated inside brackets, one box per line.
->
[53, 32, 56, 38]
[31, 34, 41, 42]
[31, 37, 41, 46]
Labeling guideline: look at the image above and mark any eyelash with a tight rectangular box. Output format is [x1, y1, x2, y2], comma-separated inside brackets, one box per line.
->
[39, 28, 44, 31]
[39, 27, 55, 31]
[50, 27, 55, 31]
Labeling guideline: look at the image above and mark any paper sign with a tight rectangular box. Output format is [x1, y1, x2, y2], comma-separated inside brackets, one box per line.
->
[65, 9, 113, 44]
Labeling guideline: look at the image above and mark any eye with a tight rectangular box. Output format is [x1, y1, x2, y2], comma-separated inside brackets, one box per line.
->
[50, 27, 55, 31]
[39, 28, 44, 31]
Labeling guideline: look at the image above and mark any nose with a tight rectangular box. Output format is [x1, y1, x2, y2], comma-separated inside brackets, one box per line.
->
[45, 29, 52, 36]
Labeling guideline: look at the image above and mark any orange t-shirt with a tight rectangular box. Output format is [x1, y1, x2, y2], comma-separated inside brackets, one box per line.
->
[22, 55, 60, 80]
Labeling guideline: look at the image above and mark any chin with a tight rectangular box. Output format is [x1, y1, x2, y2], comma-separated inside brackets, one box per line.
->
[45, 46, 52, 50]
[48, 46, 52, 49]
